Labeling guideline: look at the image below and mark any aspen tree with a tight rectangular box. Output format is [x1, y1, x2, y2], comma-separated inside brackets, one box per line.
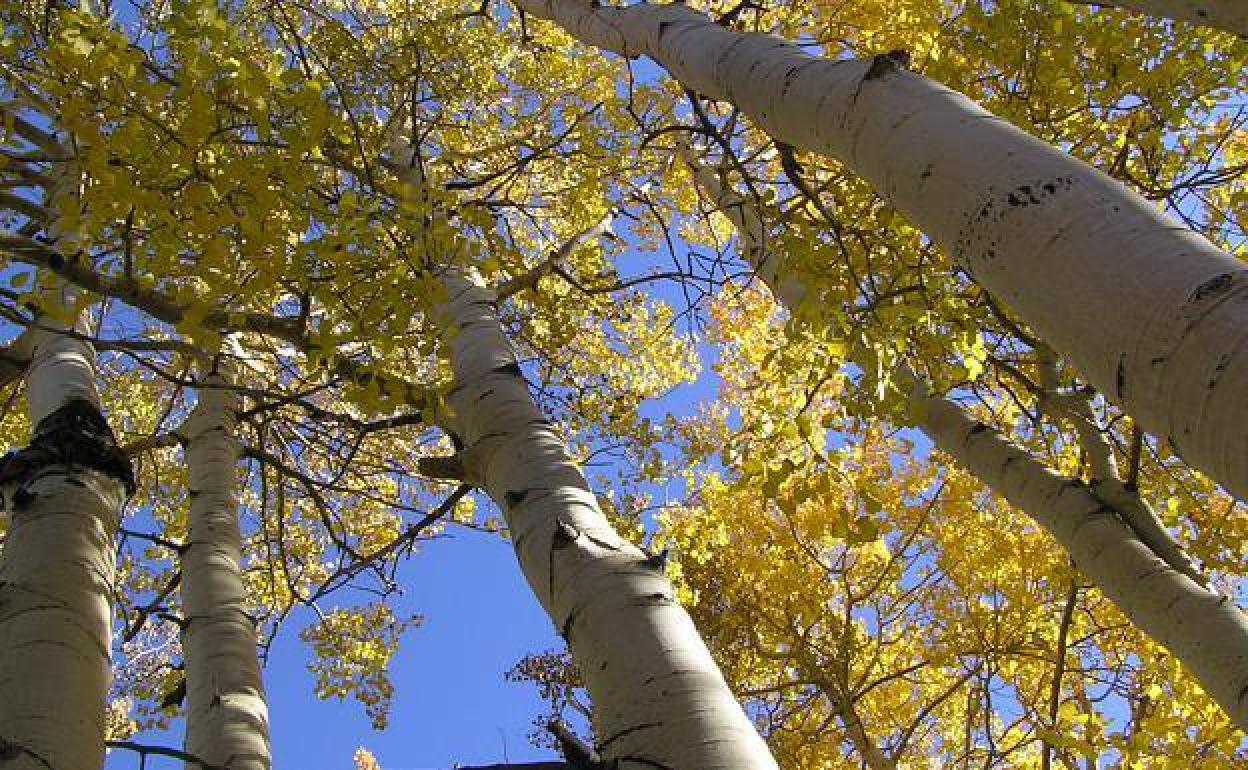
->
[912, 378, 1248, 731]
[179, 363, 270, 769]
[427, 269, 776, 768]
[0, 298, 133, 770]
[0, 93, 133, 764]
[682, 146, 1248, 731]
[513, 0, 1248, 502]
[388, 141, 776, 767]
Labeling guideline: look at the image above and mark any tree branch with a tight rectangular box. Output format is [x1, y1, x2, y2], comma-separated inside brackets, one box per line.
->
[106, 740, 226, 770]
[495, 210, 616, 300]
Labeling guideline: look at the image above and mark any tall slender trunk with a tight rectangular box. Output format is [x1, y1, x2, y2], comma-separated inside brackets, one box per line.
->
[515, 0, 1248, 503]
[683, 150, 1248, 730]
[1107, 0, 1247, 37]
[0, 307, 132, 770]
[430, 270, 777, 768]
[179, 369, 270, 769]
[914, 387, 1248, 730]
[832, 696, 895, 770]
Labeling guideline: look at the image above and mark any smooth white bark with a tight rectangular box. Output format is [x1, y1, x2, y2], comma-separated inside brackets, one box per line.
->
[0, 312, 129, 770]
[915, 387, 1248, 729]
[382, 134, 775, 765]
[684, 148, 1248, 730]
[1108, 0, 1247, 37]
[179, 370, 270, 770]
[433, 271, 777, 768]
[518, 0, 1248, 503]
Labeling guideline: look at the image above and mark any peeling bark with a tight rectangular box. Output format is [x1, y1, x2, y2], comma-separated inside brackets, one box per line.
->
[0, 314, 131, 770]
[179, 370, 270, 770]
[518, 0, 1248, 503]
[431, 271, 777, 769]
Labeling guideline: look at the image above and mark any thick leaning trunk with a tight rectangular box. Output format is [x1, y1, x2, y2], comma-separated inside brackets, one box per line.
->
[0, 313, 131, 770]
[432, 271, 777, 768]
[1107, 0, 1247, 37]
[180, 371, 270, 769]
[517, 0, 1248, 503]
[684, 150, 1248, 729]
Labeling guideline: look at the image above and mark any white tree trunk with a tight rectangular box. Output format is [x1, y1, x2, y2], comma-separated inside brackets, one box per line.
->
[433, 271, 777, 768]
[0, 311, 130, 770]
[914, 387, 1248, 730]
[684, 149, 1248, 730]
[179, 370, 270, 769]
[517, 0, 1248, 503]
[1106, 0, 1247, 37]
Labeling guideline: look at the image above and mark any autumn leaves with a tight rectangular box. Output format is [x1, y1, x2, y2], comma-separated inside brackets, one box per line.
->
[0, 0, 1244, 768]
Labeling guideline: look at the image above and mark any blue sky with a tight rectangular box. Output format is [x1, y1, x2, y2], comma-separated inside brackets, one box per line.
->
[102, 235, 728, 770]
[106, 375, 727, 770]
[108, 526, 563, 769]
[50, 19, 723, 761]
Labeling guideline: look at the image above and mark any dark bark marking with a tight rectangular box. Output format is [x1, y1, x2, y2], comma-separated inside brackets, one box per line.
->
[584, 532, 621, 551]
[0, 735, 53, 769]
[553, 519, 580, 549]
[597, 722, 665, 752]
[638, 548, 668, 571]
[636, 592, 673, 606]
[1188, 272, 1234, 303]
[558, 605, 580, 641]
[0, 397, 135, 500]
[613, 758, 675, 770]
[1116, 354, 1127, 399]
[0, 737, 20, 761]
[1209, 351, 1234, 389]
[504, 488, 530, 507]
[863, 49, 910, 80]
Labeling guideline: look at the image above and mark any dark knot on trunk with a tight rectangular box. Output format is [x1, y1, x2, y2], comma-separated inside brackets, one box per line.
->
[0, 397, 136, 499]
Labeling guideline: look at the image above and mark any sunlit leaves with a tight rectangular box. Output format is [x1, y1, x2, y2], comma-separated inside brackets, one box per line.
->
[299, 603, 420, 729]
[0, 0, 1245, 760]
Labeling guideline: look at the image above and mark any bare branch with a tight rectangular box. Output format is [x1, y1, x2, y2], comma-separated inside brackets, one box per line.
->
[496, 210, 616, 300]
